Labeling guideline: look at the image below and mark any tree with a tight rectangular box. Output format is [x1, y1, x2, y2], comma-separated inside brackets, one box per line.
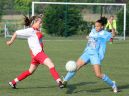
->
[0, 1, 4, 21]
[0, 0, 12, 21]
[43, 4, 84, 36]
[14, 0, 31, 16]
[117, 2, 129, 36]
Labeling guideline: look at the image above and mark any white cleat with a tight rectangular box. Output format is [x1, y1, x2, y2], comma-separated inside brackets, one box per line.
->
[112, 81, 119, 93]
[9, 82, 16, 89]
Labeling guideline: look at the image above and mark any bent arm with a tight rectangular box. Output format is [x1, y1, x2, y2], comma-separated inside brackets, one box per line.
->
[6, 32, 17, 46]
[113, 20, 116, 30]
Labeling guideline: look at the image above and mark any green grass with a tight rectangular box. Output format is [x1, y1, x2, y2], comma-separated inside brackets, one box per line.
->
[0, 37, 129, 96]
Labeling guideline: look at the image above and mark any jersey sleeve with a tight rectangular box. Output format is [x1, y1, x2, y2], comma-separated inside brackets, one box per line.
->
[104, 31, 112, 41]
[89, 29, 95, 37]
[16, 28, 34, 38]
[99, 30, 112, 41]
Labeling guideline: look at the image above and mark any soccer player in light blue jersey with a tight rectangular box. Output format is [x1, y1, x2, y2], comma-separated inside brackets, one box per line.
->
[62, 17, 119, 93]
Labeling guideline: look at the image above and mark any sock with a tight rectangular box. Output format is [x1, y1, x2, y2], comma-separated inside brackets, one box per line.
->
[102, 74, 114, 87]
[50, 67, 61, 83]
[12, 70, 31, 84]
[64, 71, 76, 81]
[110, 38, 113, 42]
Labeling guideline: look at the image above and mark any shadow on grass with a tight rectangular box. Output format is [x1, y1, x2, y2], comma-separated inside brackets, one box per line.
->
[7, 83, 129, 94]
[118, 84, 129, 90]
[74, 86, 111, 94]
[66, 81, 96, 94]
[16, 85, 57, 90]
[66, 82, 129, 94]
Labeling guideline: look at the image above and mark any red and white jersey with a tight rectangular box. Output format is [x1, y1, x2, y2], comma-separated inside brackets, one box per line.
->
[16, 28, 43, 56]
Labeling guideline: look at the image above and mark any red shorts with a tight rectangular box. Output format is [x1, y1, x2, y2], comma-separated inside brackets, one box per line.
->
[31, 51, 48, 65]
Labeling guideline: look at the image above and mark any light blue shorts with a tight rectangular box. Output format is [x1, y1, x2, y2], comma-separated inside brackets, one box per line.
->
[80, 51, 101, 65]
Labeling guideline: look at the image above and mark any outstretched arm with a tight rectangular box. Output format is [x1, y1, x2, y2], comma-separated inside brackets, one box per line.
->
[6, 32, 17, 46]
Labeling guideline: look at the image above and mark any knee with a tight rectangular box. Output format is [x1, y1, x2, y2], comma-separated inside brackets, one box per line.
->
[76, 59, 85, 70]
[28, 70, 33, 75]
[76, 63, 80, 70]
[44, 58, 55, 68]
[95, 73, 102, 79]
[46, 60, 55, 69]
[28, 69, 35, 75]
[48, 64, 54, 69]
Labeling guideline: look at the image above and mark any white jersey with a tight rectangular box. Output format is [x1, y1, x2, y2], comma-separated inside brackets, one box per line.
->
[16, 28, 43, 56]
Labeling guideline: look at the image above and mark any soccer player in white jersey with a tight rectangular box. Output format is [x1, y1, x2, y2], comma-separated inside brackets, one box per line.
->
[62, 17, 119, 93]
[6, 15, 64, 89]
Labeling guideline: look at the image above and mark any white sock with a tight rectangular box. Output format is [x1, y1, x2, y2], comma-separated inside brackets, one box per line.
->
[14, 78, 19, 83]
[56, 78, 61, 83]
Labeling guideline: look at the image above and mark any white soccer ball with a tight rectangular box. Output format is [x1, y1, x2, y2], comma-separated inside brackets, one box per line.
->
[65, 60, 77, 72]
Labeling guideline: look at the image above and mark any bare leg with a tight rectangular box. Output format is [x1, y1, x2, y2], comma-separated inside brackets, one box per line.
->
[43, 58, 54, 68]
[92, 64, 103, 79]
[77, 58, 87, 70]
[63, 58, 87, 81]
[92, 64, 118, 92]
[43, 58, 61, 83]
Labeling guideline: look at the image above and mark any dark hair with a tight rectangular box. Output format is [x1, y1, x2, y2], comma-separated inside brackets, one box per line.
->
[23, 14, 43, 26]
[96, 17, 107, 26]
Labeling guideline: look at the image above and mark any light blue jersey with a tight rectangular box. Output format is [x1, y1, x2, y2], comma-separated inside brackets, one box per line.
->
[80, 28, 111, 64]
[64, 29, 117, 90]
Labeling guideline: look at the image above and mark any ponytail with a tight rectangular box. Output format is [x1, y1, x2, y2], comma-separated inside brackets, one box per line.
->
[23, 14, 43, 27]
[96, 17, 107, 26]
[23, 15, 31, 26]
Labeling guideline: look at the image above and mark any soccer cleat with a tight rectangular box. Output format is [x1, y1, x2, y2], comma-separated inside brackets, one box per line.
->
[112, 81, 118, 93]
[58, 81, 64, 89]
[9, 82, 16, 89]
[62, 81, 67, 88]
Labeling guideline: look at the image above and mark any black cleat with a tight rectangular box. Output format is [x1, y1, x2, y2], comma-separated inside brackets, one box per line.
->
[9, 82, 16, 89]
[58, 81, 64, 89]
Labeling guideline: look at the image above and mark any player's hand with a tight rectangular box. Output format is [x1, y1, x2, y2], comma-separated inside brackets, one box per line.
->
[6, 40, 12, 46]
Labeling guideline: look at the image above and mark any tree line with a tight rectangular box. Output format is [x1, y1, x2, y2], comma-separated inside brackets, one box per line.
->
[0, 0, 129, 36]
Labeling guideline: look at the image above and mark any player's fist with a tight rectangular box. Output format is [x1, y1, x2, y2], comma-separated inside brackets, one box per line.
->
[6, 40, 12, 46]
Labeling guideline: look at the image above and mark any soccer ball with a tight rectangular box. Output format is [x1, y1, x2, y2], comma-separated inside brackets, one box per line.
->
[65, 60, 77, 72]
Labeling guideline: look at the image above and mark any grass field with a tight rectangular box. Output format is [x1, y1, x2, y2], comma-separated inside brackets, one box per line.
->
[0, 37, 129, 96]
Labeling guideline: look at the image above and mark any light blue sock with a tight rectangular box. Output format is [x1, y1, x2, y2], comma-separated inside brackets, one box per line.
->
[64, 71, 76, 81]
[102, 74, 114, 87]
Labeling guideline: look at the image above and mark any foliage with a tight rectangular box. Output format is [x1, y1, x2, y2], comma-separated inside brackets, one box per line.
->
[43, 5, 86, 36]
[0, 0, 13, 21]
[14, 0, 32, 15]
[0, 6, 3, 21]
[0, 1, 3, 21]
[0, 0, 128, 37]
[117, 2, 129, 36]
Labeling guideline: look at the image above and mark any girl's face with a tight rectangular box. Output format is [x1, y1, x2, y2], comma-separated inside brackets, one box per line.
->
[32, 18, 42, 29]
[109, 16, 114, 21]
[95, 22, 103, 32]
[109, 17, 114, 23]
[37, 18, 42, 24]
